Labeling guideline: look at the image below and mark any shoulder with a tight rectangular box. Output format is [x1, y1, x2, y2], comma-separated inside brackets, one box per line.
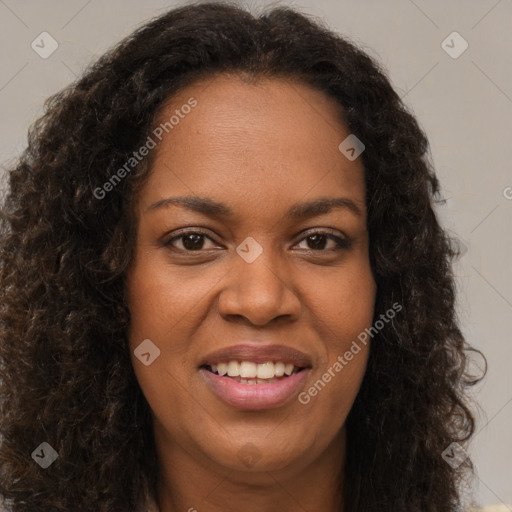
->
[468, 506, 512, 512]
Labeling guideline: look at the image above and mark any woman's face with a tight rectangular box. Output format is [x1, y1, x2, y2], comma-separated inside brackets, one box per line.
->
[127, 74, 376, 475]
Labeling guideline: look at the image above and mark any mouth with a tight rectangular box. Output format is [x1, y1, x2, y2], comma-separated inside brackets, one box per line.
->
[200, 360, 305, 385]
[198, 344, 312, 410]
[199, 359, 311, 410]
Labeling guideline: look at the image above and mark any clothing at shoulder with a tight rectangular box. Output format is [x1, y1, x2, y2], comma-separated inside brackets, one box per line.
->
[140, 497, 510, 512]
[469, 506, 512, 512]
[1, 497, 509, 511]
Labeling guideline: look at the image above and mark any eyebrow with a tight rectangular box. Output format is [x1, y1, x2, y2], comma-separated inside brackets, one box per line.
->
[146, 195, 363, 219]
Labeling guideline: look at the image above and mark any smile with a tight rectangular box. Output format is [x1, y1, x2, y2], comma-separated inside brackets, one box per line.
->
[199, 363, 310, 410]
[205, 360, 302, 383]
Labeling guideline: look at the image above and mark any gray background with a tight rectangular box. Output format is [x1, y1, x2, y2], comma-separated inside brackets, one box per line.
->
[1, 0, 511, 507]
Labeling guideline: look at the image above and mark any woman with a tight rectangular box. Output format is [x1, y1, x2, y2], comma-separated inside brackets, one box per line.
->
[0, 1, 490, 511]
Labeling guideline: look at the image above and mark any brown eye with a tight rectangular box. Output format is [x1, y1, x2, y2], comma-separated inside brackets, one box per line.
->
[164, 231, 218, 252]
[163, 228, 352, 254]
[295, 230, 352, 251]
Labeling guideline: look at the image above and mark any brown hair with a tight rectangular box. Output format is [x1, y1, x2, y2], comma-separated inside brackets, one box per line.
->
[0, 1, 486, 510]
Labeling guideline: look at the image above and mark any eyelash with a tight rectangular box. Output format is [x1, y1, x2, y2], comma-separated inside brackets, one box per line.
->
[163, 228, 352, 253]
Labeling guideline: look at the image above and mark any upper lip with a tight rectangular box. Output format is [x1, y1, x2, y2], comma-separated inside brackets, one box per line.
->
[200, 344, 312, 368]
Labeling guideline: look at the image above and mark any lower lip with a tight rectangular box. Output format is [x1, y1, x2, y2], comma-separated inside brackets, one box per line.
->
[199, 368, 310, 410]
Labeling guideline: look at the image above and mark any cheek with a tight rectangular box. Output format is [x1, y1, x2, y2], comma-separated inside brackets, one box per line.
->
[303, 332, 370, 434]
[126, 252, 217, 339]
[311, 260, 376, 338]
[304, 262, 375, 410]
[126, 257, 200, 424]
[340, 254, 376, 313]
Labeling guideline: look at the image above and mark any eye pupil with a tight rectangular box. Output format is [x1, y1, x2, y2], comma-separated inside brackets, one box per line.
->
[307, 234, 327, 250]
[182, 234, 205, 250]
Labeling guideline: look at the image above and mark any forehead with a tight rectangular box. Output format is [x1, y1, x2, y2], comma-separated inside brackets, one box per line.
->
[140, 74, 366, 217]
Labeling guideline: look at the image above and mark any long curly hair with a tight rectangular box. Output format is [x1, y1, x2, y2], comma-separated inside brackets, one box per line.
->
[0, 1, 486, 511]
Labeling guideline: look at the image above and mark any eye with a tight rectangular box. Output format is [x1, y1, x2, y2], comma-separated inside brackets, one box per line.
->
[294, 229, 352, 252]
[164, 230, 219, 252]
[163, 228, 352, 253]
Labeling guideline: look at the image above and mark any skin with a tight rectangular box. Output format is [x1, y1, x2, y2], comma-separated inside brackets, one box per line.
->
[126, 73, 376, 512]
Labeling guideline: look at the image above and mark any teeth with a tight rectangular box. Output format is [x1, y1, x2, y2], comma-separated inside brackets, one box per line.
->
[240, 361, 257, 378]
[227, 361, 240, 377]
[274, 362, 285, 377]
[217, 362, 228, 376]
[257, 362, 274, 379]
[226, 376, 281, 384]
[207, 360, 302, 380]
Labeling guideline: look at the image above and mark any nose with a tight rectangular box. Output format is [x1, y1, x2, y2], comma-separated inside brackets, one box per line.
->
[217, 246, 302, 326]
